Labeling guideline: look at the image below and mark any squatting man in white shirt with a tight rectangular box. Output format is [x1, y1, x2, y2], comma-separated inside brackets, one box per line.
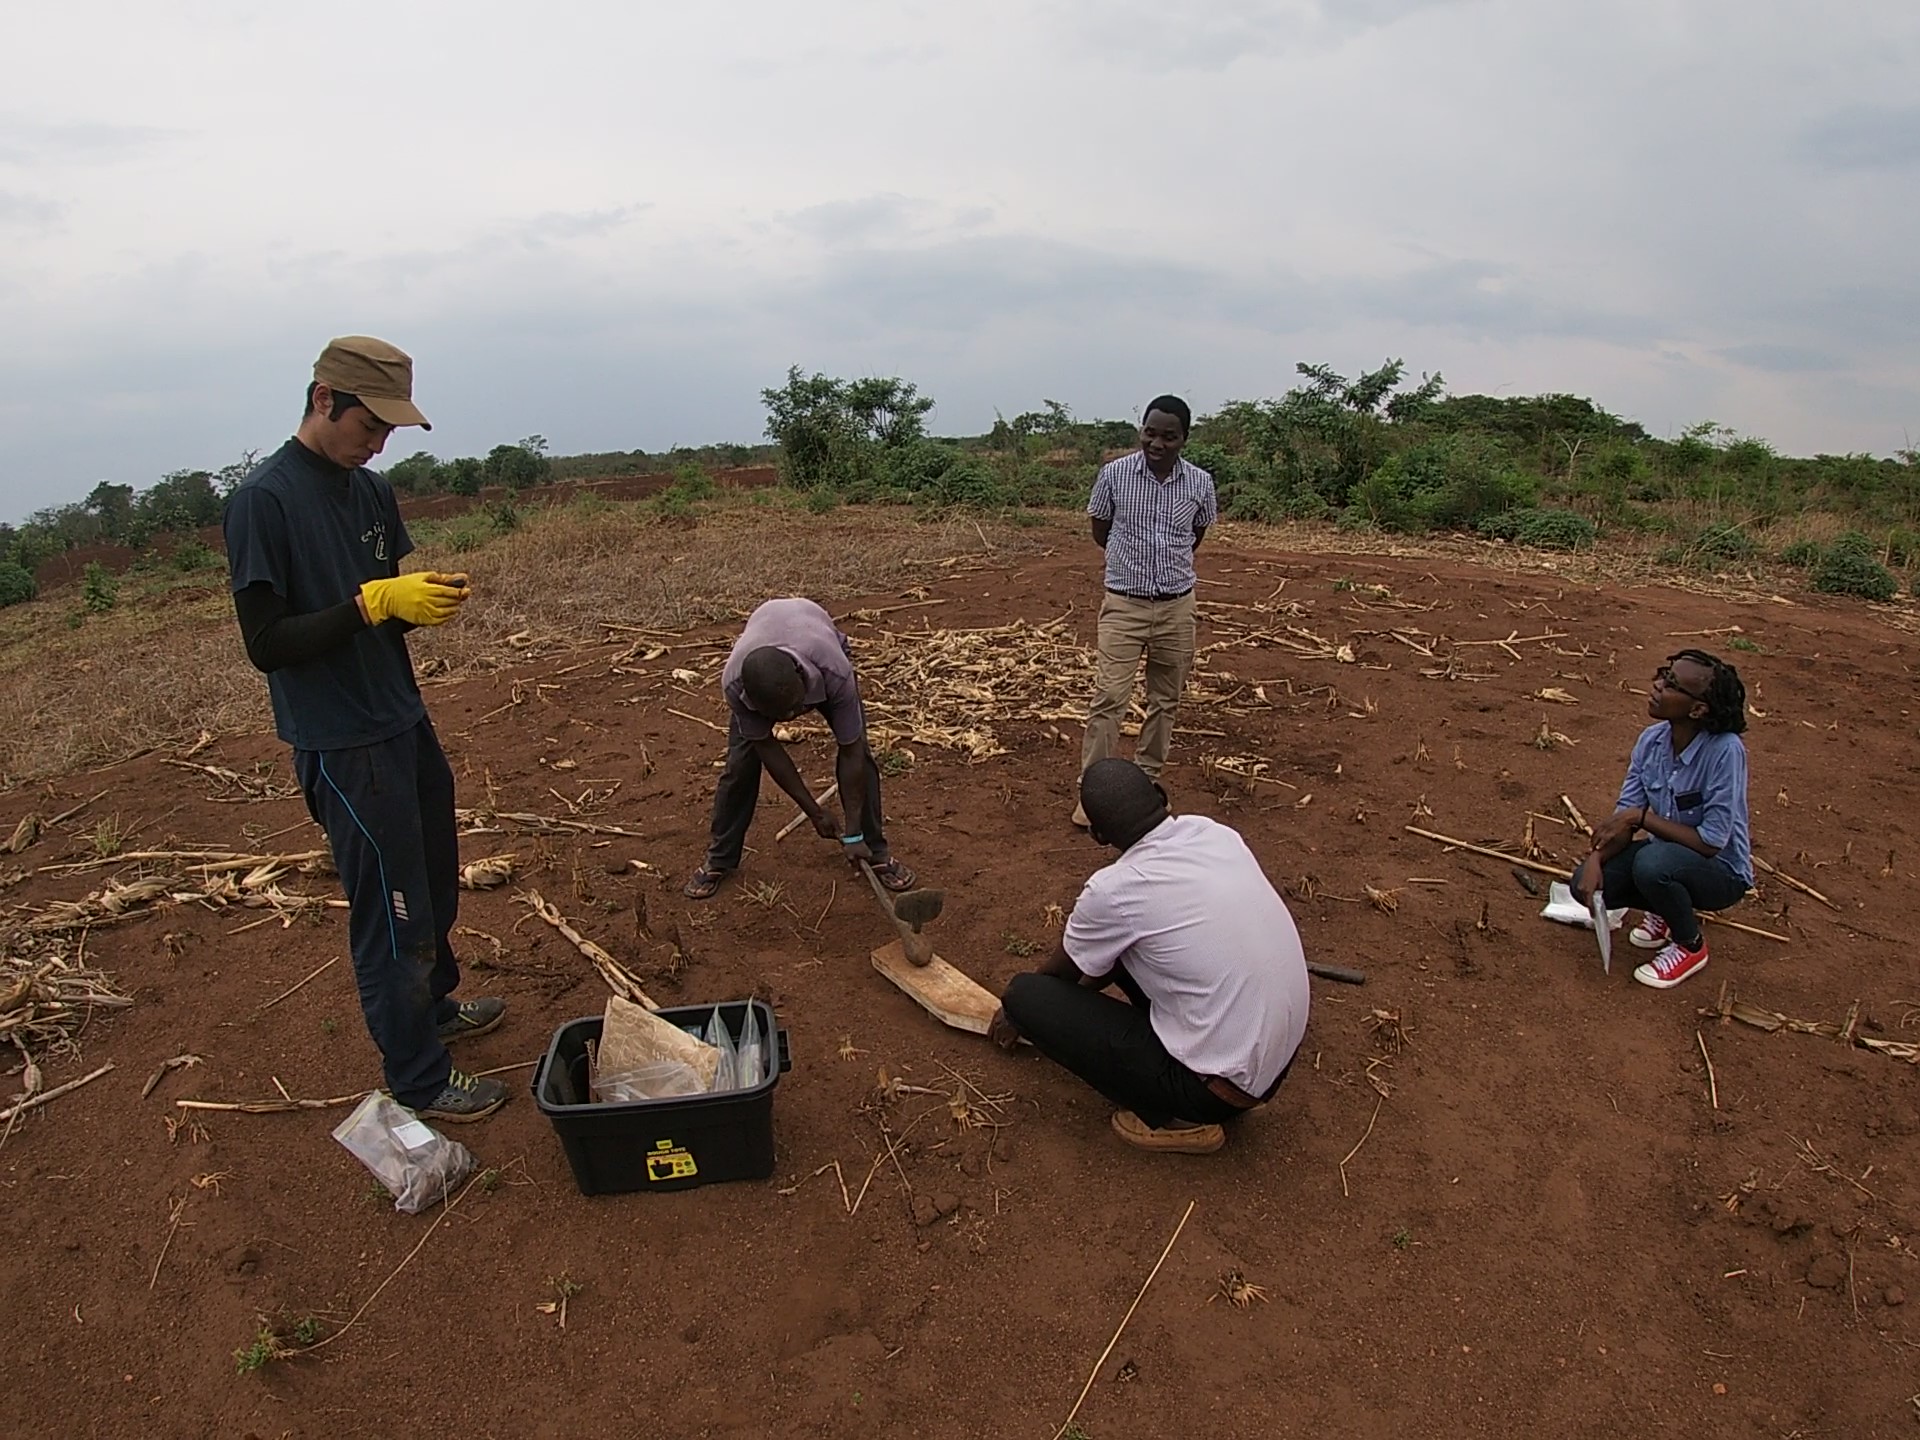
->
[988, 759, 1311, 1155]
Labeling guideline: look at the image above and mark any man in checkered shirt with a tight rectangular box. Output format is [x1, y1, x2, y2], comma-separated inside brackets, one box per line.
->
[1074, 395, 1217, 827]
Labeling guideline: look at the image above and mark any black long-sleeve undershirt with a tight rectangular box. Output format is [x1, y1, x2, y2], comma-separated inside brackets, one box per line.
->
[233, 582, 369, 673]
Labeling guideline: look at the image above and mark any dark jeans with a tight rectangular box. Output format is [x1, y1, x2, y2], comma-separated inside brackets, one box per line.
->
[295, 718, 461, 1107]
[1572, 839, 1748, 950]
[1001, 964, 1264, 1130]
[703, 711, 889, 871]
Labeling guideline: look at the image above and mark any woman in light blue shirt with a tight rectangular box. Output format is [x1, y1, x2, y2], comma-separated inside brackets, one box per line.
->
[1572, 648, 1752, 990]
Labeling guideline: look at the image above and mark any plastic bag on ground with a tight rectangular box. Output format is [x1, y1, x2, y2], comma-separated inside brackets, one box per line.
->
[703, 1005, 739, 1092]
[332, 1091, 476, 1214]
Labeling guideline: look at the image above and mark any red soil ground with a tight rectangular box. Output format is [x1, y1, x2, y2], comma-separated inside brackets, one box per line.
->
[3, 537, 1916, 1439]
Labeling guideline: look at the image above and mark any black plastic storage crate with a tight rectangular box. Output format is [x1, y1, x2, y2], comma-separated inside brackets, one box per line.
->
[531, 1000, 791, 1195]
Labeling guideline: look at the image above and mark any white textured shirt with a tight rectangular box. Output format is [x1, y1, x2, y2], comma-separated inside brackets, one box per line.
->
[1063, 814, 1309, 1094]
[1086, 452, 1217, 597]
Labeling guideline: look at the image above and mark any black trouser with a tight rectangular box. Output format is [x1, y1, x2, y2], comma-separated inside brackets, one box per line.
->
[1572, 839, 1748, 951]
[1001, 963, 1262, 1130]
[703, 711, 890, 871]
[295, 718, 461, 1107]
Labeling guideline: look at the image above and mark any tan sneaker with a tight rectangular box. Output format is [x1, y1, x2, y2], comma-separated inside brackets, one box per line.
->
[1071, 802, 1090, 828]
[1111, 1109, 1225, 1154]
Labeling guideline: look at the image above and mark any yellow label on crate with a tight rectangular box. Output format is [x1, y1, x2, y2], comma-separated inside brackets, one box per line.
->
[646, 1138, 698, 1183]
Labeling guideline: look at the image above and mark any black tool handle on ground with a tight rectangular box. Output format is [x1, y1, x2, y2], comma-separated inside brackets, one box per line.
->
[1306, 961, 1366, 985]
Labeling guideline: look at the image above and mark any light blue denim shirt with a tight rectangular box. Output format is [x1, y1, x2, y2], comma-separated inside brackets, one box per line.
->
[1618, 723, 1753, 886]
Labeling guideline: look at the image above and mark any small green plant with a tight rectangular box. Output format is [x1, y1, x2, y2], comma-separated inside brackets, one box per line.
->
[652, 489, 692, 521]
[1392, 1227, 1413, 1251]
[479, 1167, 503, 1194]
[803, 487, 839, 515]
[0, 560, 35, 608]
[234, 1328, 278, 1374]
[1727, 636, 1761, 653]
[1829, 530, 1876, 559]
[1002, 933, 1039, 958]
[1777, 538, 1821, 568]
[234, 1316, 321, 1374]
[90, 814, 126, 859]
[1332, 577, 1355, 592]
[319, 1017, 338, 1035]
[876, 747, 913, 778]
[82, 561, 119, 613]
[366, 1180, 392, 1204]
[1811, 548, 1898, 601]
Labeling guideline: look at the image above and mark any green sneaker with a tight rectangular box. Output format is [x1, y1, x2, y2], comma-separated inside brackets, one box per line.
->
[414, 1068, 508, 1123]
[436, 997, 506, 1045]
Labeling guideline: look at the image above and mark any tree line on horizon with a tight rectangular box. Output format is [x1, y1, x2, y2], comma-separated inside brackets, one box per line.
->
[3, 361, 1916, 610]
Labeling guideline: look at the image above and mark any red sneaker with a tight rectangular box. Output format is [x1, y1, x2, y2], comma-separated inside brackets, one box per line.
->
[1633, 937, 1708, 990]
[1628, 912, 1669, 950]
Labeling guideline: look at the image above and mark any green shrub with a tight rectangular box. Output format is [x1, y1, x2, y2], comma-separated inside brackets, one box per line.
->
[1829, 530, 1875, 559]
[669, 463, 715, 501]
[0, 561, 35, 608]
[1353, 436, 1534, 532]
[1810, 548, 1898, 601]
[803, 488, 839, 515]
[1180, 441, 1236, 488]
[1692, 522, 1758, 560]
[82, 562, 118, 613]
[170, 538, 219, 572]
[485, 498, 521, 533]
[1887, 528, 1919, 568]
[1777, 538, 1821, 568]
[1478, 507, 1596, 550]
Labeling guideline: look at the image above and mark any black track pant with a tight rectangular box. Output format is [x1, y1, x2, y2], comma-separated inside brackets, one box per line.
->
[295, 718, 462, 1106]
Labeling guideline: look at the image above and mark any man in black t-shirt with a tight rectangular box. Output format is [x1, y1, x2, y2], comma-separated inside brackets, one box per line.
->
[224, 336, 509, 1121]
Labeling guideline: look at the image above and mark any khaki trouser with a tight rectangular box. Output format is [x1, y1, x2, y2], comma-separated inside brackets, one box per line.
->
[1080, 590, 1197, 780]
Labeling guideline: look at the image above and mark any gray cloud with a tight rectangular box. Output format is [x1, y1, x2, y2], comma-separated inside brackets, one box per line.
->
[1051, 0, 1472, 69]
[1716, 342, 1845, 374]
[1798, 104, 1920, 170]
[0, 190, 60, 229]
[0, 114, 170, 166]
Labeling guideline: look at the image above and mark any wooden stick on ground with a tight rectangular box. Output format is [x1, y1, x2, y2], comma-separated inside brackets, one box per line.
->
[1696, 1030, 1719, 1110]
[176, 1090, 368, 1114]
[1560, 794, 1592, 838]
[1053, 1199, 1196, 1440]
[259, 956, 339, 1011]
[665, 708, 727, 734]
[1753, 856, 1839, 910]
[1339, 1096, 1385, 1198]
[0, 1062, 115, 1126]
[518, 889, 659, 1009]
[302, 1171, 482, 1354]
[775, 783, 838, 842]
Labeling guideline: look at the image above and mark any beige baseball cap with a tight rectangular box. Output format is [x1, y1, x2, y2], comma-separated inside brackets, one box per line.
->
[313, 335, 432, 430]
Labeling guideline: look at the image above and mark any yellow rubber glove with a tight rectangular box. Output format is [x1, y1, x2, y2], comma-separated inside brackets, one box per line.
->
[358, 572, 469, 627]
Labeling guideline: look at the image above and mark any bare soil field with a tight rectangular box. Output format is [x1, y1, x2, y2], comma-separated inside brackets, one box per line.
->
[3, 511, 1918, 1439]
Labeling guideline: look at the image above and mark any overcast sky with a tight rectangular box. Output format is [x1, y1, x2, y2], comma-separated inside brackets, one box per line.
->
[4, 0, 1917, 520]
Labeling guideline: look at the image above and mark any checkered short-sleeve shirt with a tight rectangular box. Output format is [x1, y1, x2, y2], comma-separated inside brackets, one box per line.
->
[1086, 452, 1216, 596]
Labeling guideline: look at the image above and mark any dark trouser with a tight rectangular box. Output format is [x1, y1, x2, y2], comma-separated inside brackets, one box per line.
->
[295, 718, 461, 1107]
[1573, 839, 1748, 951]
[1001, 964, 1264, 1131]
[703, 711, 889, 871]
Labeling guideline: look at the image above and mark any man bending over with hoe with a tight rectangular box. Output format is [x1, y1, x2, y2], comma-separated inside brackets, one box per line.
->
[224, 336, 508, 1123]
[683, 597, 916, 900]
[990, 759, 1309, 1154]
[1571, 648, 1753, 990]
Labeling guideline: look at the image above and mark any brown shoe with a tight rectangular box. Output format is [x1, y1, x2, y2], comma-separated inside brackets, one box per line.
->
[1111, 1109, 1225, 1154]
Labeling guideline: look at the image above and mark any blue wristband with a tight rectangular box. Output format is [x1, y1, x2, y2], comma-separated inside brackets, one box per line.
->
[840, 833, 864, 845]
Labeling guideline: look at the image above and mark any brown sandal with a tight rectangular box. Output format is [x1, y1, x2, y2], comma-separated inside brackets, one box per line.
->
[869, 857, 916, 892]
[682, 865, 730, 900]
